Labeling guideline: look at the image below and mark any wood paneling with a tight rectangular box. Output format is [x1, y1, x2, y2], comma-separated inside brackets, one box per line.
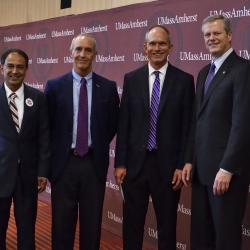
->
[0, 0, 156, 27]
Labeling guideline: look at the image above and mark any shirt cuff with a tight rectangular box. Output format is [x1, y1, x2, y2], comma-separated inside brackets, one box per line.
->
[220, 168, 233, 175]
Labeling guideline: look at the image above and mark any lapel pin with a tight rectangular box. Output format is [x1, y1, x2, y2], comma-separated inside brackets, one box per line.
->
[96, 84, 100, 87]
[25, 98, 33, 107]
[223, 71, 225, 74]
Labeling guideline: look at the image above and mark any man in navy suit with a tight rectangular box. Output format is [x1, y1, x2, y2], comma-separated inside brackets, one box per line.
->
[182, 15, 250, 250]
[45, 34, 119, 250]
[114, 26, 194, 249]
[0, 48, 50, 250]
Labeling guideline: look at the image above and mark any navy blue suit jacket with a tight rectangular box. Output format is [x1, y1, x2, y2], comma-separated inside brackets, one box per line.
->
[0, 83, 50, 198]
[45, 72, 120, 184]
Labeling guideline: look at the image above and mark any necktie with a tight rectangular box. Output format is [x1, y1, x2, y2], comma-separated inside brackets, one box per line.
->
[204, 62, 216, 95]
[147, 71, 160, 150]
[9, 93, 20, 133]
[75, 78, 89, 157]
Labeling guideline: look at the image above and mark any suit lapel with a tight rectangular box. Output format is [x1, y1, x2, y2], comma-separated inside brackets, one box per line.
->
[157, 63, 175, 118]
[20, 84, 31, 134]
[139, 66, 150, 116]
[91, 72, 100, 120]
[196, 64, 210, 110]
[199, 51, 236, 114]
[0, 83, 17, 133]
[63, 73, 74, 130]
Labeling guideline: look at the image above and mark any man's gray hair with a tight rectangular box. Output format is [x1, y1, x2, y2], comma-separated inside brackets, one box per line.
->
[145, 25, 172, 44]
[202, 14, 231, 33]
[69, 33, 97, 53]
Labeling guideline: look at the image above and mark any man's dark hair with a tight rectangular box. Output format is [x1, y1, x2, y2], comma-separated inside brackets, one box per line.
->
[1, 48, 29, 67]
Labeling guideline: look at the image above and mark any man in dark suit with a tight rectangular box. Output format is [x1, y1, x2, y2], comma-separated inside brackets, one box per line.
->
[182, 15, 250, 250]
[0, 48, 50, 250]
[114, 26, 194, 250]
[45, 34, 119, 250]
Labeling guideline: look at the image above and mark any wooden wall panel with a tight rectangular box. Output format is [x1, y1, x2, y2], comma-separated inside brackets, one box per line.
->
[0, 0, 156, 26]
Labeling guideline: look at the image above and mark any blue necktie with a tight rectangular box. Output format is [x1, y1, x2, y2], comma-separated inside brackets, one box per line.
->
[148, 71, 160, 150]
[75, 78, 88, 157]
[204, 62, 216, 95]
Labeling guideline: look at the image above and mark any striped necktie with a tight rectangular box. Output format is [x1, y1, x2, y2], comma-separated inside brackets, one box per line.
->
[147, 71, 160, 150]
[9, 93, 20, 133]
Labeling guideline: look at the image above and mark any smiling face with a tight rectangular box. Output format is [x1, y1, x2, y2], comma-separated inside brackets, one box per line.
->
[144, 27, 173, 70]
[70, 35, 97, 77]
[202, 19, 232, 60]
[0, 52, 28, 92]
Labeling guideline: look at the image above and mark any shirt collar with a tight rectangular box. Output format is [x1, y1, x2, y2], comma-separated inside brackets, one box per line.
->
[72, 70, 93, 85]
[213, 47, 233, 70]
[148, 62, 168, 77]
[4, 82, 24, 99]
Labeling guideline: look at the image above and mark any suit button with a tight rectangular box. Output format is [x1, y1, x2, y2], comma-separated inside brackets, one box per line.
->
[198, 118, 202, 122]
[143, 145, 145, 148]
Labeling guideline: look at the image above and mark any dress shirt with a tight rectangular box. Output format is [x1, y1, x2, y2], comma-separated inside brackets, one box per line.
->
[213, 47, 233, 74]
[148, 62, 168, 103]
[4, 83, 24, 128]
[71, 70, 92, 148]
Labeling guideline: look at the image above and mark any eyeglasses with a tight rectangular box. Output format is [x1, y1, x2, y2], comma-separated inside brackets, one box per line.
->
[3, 64, 26, 71]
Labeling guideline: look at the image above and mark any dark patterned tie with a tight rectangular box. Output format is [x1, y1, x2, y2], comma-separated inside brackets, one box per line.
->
[75, 78, 89, 157]
[9, 93, 20, 133]
[148, 71, 160, 150]
[204, 62, 216, 95]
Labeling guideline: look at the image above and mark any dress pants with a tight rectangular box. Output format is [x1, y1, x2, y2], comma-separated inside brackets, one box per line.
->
[191, 178, 249, 250]
[0, 169, 37, 250]
[51, 151, 105, 250]
[122, 149, 181, 250]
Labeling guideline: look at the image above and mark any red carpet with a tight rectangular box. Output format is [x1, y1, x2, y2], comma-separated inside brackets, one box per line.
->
[6, 200, 124, 250]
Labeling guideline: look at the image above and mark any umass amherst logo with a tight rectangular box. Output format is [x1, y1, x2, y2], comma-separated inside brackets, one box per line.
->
[177, 203, 191, 215]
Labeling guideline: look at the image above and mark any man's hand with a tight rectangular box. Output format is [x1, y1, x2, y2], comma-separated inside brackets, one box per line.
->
[114, 167, 126, 185]
[172, 169, 183, 191]
[213, 170, 232, 195]
[37, 177, 47, 193]
[182, 163, 192, 187]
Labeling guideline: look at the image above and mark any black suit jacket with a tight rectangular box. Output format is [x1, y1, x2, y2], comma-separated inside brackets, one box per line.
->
[185, 50, 250, 185]
[45, 72, 120, 184]
[0, 83, 50, 198]
[115, 63, 194, 183]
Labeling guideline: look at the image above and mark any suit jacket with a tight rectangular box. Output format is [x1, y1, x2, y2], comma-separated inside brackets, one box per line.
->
[45, 72, 120, 184]
[115, 63, 194, 183]
[0, 83, 50, 198]
[185, 50, 250, 185]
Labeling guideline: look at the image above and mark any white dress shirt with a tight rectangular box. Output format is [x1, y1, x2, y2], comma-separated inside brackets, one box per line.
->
[4, 83, 24, 128]
[148, 62, 168, 103]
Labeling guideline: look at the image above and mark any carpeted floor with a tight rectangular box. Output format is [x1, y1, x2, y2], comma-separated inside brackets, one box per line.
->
[6, 200, 124, 250]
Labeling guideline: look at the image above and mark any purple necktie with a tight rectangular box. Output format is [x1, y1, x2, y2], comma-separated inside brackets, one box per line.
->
[148, 71, 160, 150]
[204, 62, 216, 95]
[75, 78, 88, 157]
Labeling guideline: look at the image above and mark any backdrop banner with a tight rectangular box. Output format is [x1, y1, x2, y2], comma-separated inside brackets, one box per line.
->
[1, 0, 250, 249]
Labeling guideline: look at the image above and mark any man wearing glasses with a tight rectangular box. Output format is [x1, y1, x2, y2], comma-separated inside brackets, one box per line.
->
[0, 48, 50, 250]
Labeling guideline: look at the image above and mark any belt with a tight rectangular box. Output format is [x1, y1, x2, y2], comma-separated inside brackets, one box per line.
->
[69, 148, 93, 156]
[146, 148, 157, 153]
